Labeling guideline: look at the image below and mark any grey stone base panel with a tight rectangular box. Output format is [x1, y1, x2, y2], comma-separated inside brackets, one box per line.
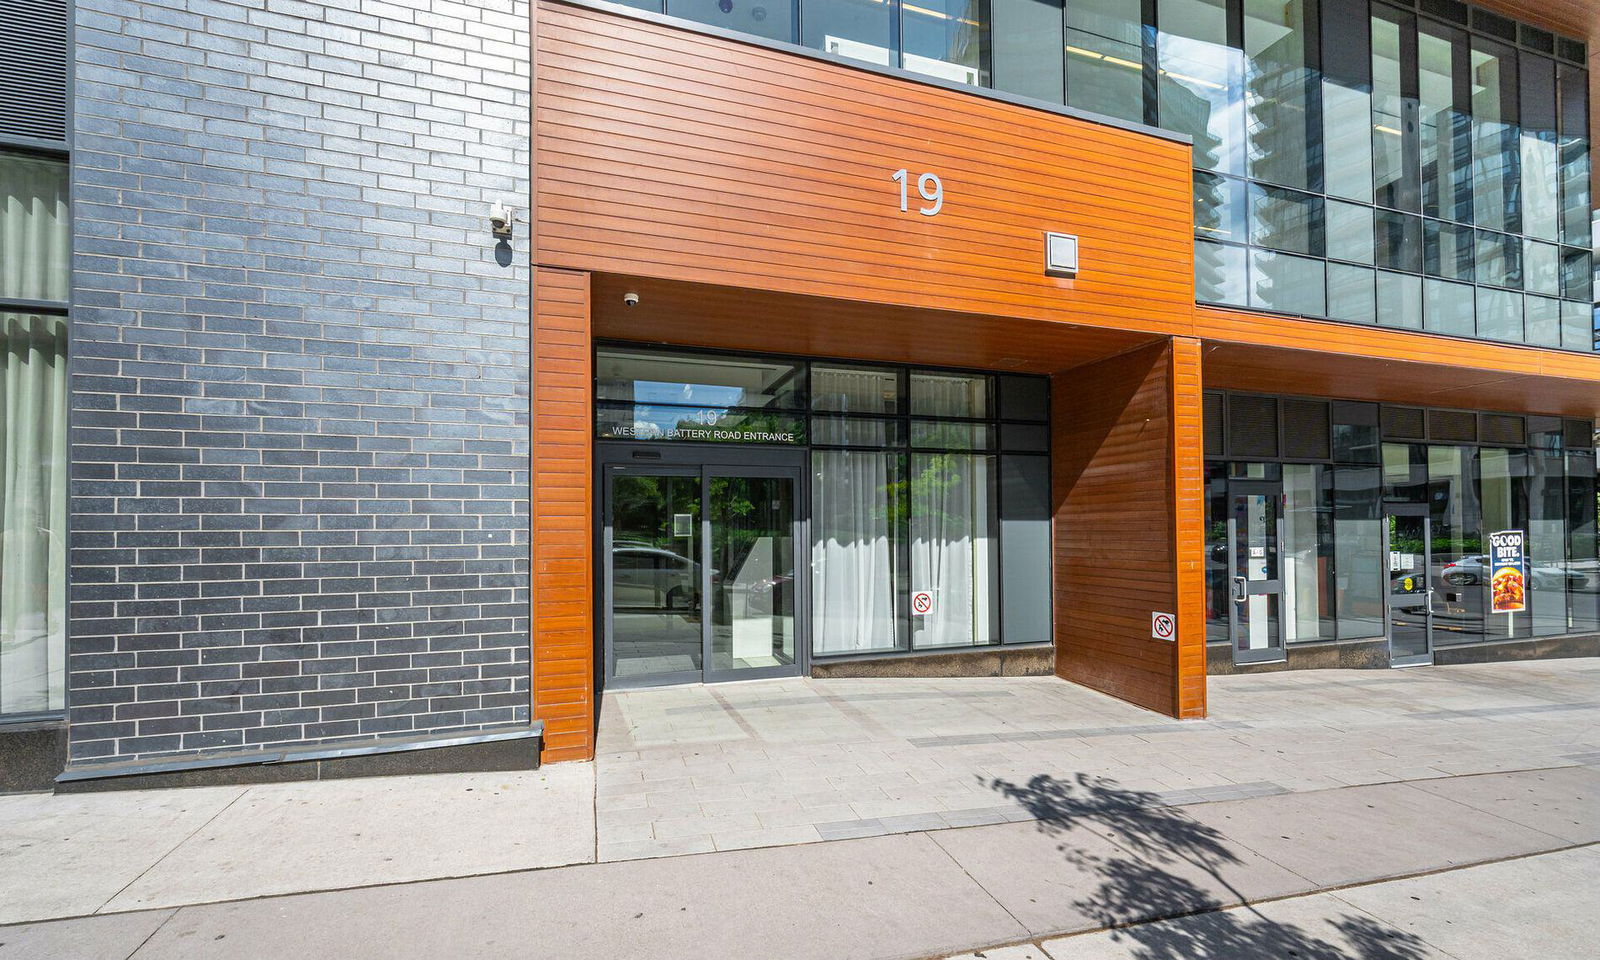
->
[54, 724, 541, 793]
[811, 644, 1054, 679]
[1433, 633, 1600, 665]
[0, 719, 69, 793]
[1208, 634, 1600, 675]
[1207, 637, 1391, 674]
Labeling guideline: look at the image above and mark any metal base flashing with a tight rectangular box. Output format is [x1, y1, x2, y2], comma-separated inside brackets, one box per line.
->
[55, 723, 543, 791]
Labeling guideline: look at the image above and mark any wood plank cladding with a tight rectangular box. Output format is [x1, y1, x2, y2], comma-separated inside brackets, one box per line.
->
[590, 274, 1159, 375]
[1168, 339, 1207, 719]
[1197, 306, 1600, 418]
[1054, 342, 1193, 717]
[531, 268, 595, 762]
[533, 2, 1196, 335]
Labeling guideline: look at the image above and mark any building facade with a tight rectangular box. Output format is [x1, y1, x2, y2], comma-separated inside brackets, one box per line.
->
[0, 0, 1596, 785]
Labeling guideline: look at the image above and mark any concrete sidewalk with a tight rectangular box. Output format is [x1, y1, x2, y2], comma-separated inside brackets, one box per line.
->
[941, 845, 1600, 960]
[1, 660, 1596, 930]
[2, 764, 1595, 960]
[0, 766, 595, 924]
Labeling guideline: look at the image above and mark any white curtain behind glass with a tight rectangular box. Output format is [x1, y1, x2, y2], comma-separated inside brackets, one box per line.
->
[813, 367, 896, 414]
[812, 450, 899, 653]
[1, 153, 70, 714]
[911, 372, 986, 418]
[911, 453, 993, 648]
[0, 315, 68, 714]
[1, 154, 71, 302]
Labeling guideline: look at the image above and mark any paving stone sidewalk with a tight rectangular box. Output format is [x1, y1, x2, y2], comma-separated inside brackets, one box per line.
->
[594, 659, 1600, 860]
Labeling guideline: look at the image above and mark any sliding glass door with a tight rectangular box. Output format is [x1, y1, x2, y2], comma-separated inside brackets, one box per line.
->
[602, 449, 805, 687]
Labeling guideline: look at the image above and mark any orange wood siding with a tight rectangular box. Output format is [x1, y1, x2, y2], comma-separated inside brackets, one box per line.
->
[533, 2, 1197, 335]
[1197, 306, 1600, 418]
[531, 268, 595, 762]
[1054, 342, 1196, 717]
[1169, 338, 1207, 719]
[535, 3, 1600, 413]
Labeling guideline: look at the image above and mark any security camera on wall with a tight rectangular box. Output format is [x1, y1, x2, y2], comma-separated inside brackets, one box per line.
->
[623, 292, 641, 307]
[490, 204, 514, 239]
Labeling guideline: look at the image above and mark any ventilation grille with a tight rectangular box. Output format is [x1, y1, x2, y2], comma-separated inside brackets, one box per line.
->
[1520, 25, 1554, 55]
[1429, 409, 1478, 442]
[1382, 406, 1426, 440]
[1420, 0, 1467, 26]
[1332, 400, 1378, 427]
[1557, 37, 1587, 64]
[1478, 414, 1526, 446]
[1203, 392, 1224, 458]
[1566, 419, 1596, 450]
[0, 0, 68, 144]
[1227, 395, 1279, 459]
[1281, 399, 1330, 460]
[1470, 8, 1516, 41]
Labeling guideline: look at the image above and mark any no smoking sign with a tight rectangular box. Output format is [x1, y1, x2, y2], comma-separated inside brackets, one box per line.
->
[912, 591, 934, 616]
[1151, 612, 1176, 642]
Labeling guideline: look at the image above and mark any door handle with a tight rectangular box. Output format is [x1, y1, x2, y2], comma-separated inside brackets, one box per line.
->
[1232, 576, 1248, 604]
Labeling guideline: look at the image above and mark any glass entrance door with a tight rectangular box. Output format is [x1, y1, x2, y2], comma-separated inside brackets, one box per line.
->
[607, 468, 704, 685]
[1228, 482, 1286, 664]
[1386, 511, 1435, 666]
[603, 455, 804, 687]
[706, 469, 799, 681]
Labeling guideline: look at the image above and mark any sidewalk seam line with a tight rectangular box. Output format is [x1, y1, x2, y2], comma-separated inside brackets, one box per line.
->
[924, 828, 1031, 938]
[94, 786, 253, 916]
[1325, 890, 1473, 960]
[121, 908, 181, 960]
[1033, 840, 1598, 951]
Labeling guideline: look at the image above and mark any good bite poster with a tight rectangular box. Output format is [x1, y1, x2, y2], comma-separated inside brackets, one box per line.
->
[1488, 529, 1527, 614]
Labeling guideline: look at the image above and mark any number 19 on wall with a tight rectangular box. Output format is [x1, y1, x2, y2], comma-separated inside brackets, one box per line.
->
[892, 168, 943, 217]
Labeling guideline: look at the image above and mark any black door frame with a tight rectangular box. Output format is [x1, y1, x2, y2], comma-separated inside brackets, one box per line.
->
[1383, 503, 1436, 667]
[597, 442, 809, 690]
[1227, 479, 1288, 665]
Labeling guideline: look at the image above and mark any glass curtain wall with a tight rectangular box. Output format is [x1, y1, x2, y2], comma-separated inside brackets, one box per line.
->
[0, 150, 70, 717]
[596, 347, 1051, 660]
[810, 367, 1048, 653]
[1208, 393, 1600, 649]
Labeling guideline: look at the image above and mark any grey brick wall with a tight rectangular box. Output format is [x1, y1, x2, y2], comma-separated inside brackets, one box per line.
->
[67, 0, 532, 763]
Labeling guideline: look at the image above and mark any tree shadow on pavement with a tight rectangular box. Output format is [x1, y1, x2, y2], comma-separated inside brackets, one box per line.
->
[988, 773, 1432, 960]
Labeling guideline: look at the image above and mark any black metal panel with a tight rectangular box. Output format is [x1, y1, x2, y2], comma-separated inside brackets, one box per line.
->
[1419, 0, 1468, 27]
[1469, 7, 1516, 42]
[0, 0, 68, 144]
[1519, 25, 1554, 55]
[1281, 398, 1331, 460]
[1478, 413, 1526, 446]
[1382, 406, 1426, 440]
[1428, 409, 1478, 442]
[1204, 392, 1224, 458]
[1227, 394, 1279, 459]
[1566, 419, 1596, 450]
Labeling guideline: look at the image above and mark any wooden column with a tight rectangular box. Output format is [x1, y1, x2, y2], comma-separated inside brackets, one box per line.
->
[1052, 338, 1206, 719]
[530, 267, 595, 762]
[1169, 337, 1208, 718]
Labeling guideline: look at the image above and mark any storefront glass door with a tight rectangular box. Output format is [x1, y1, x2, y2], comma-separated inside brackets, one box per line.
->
[706, 469, 798, 680]
[1385, 510, 1435, 666]
[1228, 481, 1286, 664]
[603, 453, 804, 687]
